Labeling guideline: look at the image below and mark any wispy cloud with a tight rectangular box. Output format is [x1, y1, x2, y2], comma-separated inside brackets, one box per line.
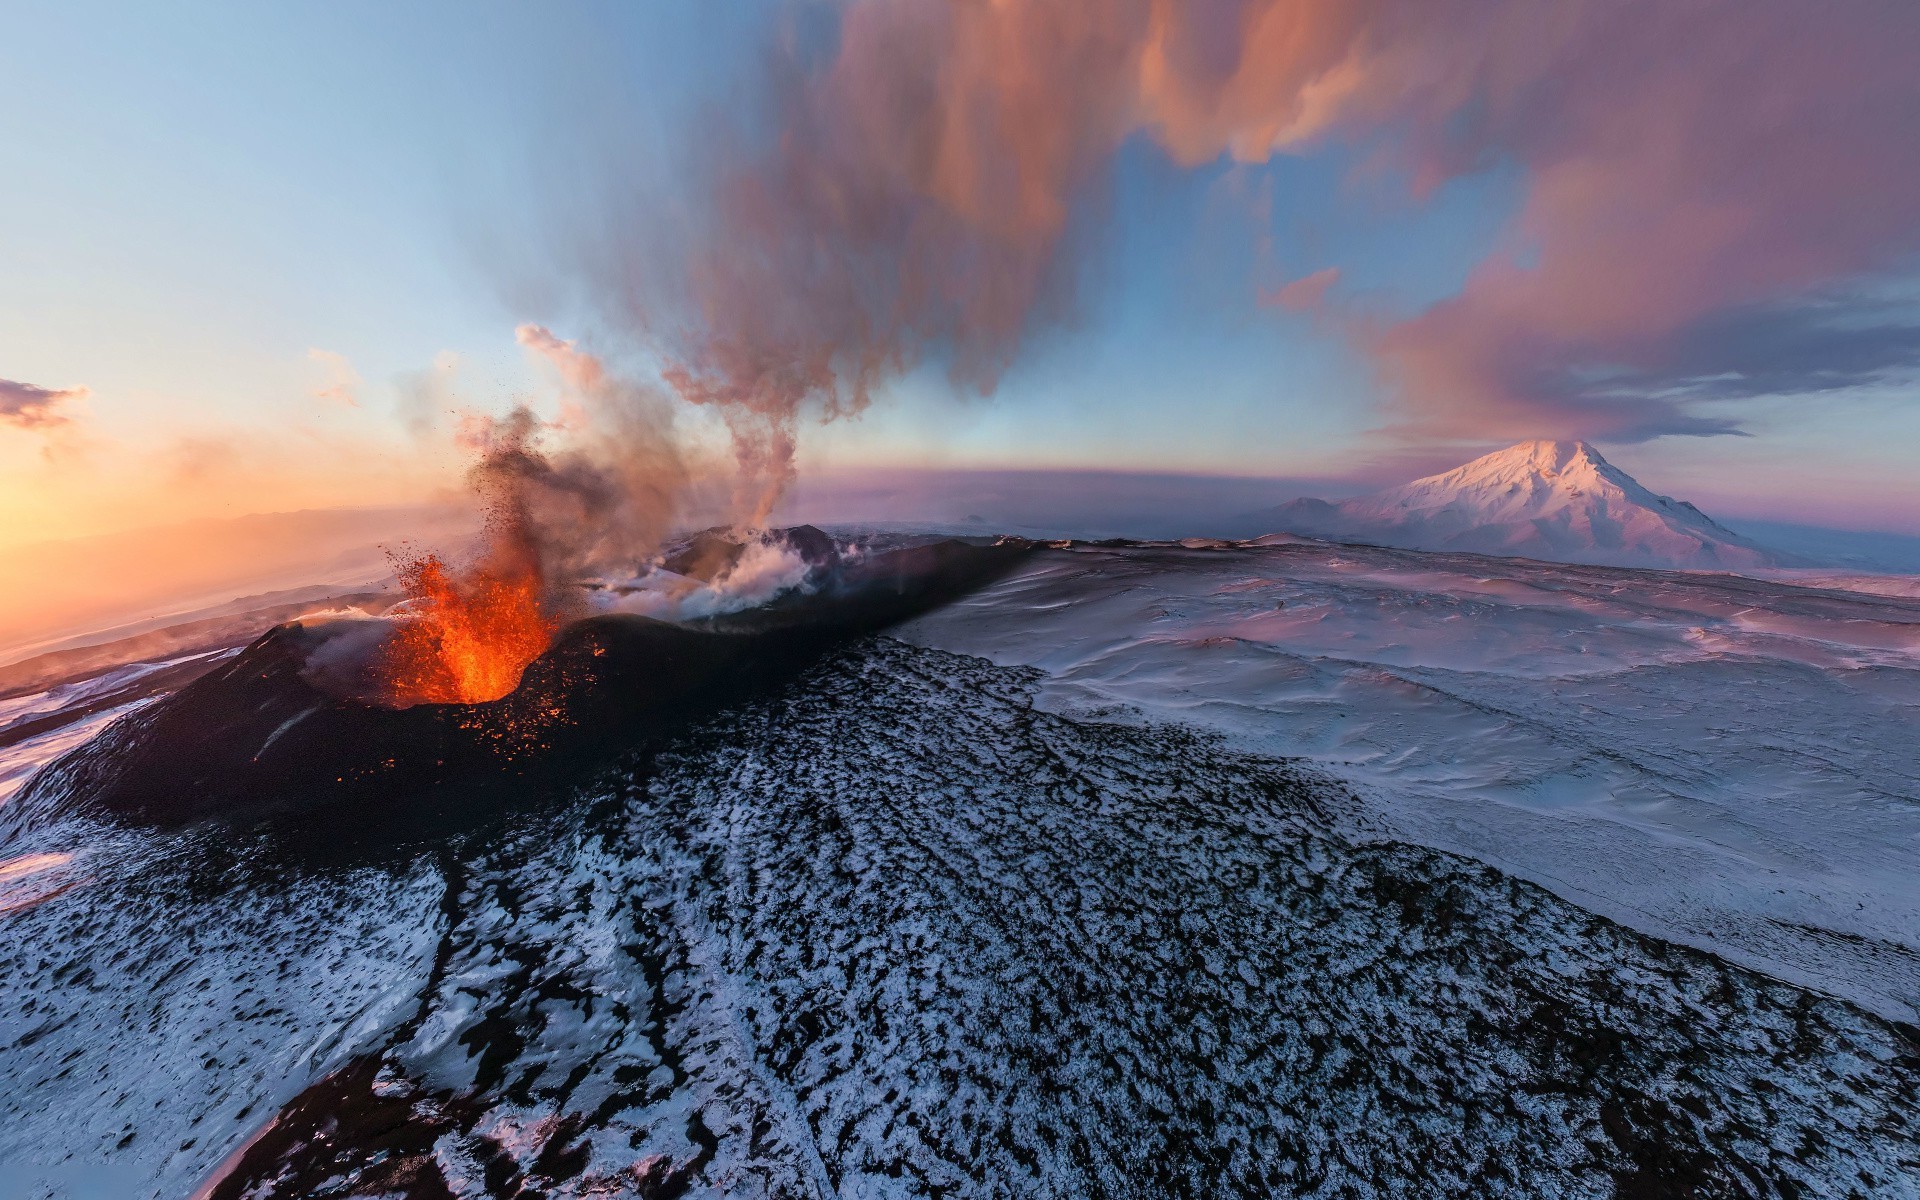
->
[1261, 267, 1341, 314]
[515, 324, 606, 394]
[307, 349, 363, 408]
[0, 378, 86, 430]
[1586, 290, 1920, 405]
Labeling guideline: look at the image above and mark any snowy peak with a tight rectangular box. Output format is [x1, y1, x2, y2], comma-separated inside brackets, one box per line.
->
[1359, 440, 1725, 530]
[1430, 438, 1600, 485]
[1370, 439, 1620, 510]
[1259, 440, 1789, 571]
[1382, 440, 1638, 504]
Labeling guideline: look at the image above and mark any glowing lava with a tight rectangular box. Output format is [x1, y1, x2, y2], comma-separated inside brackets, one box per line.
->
[374, 552, 558, 706]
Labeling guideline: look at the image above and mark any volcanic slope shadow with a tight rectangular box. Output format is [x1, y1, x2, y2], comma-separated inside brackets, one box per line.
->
[7, 535, 1033, 845]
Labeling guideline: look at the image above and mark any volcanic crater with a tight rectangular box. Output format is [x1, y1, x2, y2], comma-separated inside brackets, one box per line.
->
[8, 533, 1033, 844]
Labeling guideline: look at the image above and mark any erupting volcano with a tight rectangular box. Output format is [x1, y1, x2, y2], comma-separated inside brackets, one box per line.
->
[360, 406, 617, 709]
[375, 551, 557, 706]
[7, 527, 1036, 838]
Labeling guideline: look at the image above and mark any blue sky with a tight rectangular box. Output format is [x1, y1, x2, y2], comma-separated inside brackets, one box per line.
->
[4, 0, 1919, 544]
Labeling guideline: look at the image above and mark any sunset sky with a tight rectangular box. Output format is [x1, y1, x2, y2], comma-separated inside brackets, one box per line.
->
[6, 0, 1920, 553]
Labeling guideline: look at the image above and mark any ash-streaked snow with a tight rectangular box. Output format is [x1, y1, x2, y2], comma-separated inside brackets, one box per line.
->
[0, 538, 1917, 1197]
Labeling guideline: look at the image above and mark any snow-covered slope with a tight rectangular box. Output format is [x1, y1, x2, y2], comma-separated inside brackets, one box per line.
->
[1260, 439, 1790, 570]
[904, 541, 1920, 1028]
[5, 538, 1920, 1195]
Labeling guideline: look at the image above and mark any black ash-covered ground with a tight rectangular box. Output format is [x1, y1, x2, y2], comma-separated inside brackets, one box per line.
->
[5, 639, 1918, 1198]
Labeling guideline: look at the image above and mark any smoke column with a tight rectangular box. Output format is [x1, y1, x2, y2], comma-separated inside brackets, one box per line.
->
[583, 0, 1920, 474]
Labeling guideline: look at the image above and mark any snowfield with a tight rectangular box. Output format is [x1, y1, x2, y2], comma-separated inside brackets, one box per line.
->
[903, 540, 1920, 1024]
[0, 537, 1917, 1197]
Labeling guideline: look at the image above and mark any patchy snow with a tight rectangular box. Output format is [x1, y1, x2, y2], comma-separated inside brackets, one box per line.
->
[6, 641, 1917, 1197]
[901, 539, 1920, 1022]
[1, 538, 1917, 1196]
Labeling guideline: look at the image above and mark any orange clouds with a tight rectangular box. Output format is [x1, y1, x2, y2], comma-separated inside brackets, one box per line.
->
[629, 0, 1920, 454]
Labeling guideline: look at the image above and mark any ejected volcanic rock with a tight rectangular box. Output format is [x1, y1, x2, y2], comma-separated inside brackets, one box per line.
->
[8, 537, 1030, 839]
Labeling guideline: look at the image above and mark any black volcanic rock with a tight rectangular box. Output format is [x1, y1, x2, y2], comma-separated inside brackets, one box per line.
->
[10, 537, 1031, 840]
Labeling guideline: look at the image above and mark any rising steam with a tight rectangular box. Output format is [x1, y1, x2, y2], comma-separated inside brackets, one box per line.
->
[349, 339, 812, 705]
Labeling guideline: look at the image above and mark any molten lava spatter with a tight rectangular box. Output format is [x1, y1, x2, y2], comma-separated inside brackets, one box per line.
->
[374, 552, 557, 706]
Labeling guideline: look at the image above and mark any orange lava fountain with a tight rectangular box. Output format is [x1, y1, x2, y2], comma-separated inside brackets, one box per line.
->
[374, 552, 558, 706]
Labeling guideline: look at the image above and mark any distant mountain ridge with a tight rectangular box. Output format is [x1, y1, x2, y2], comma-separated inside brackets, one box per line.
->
[1254, 440, 1794, 570]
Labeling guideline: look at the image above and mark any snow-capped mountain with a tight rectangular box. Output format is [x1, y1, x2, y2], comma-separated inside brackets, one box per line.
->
[1257, 439, 1791, 570]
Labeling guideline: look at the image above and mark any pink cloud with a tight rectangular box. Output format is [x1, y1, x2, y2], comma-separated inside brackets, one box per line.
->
[1352, 2, 1920, 440]
[0, 378, 85, 430]
[594, 0, 1920, 459]
[1261, 267, 1341, 313]
[515, 324, 608, 395]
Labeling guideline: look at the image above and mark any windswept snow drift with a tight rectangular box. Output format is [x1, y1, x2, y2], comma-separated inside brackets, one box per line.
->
[1255, 439, 1791, 570]
[902, 539, 1920, 1023]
